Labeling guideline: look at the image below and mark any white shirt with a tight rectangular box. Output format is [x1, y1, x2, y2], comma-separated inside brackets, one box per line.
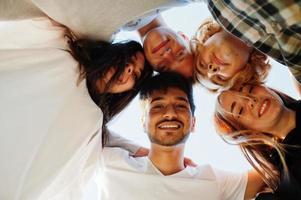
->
[0, 18, 103, 200]
[1, 0, 190, 41]
[101, 147, 248, 200]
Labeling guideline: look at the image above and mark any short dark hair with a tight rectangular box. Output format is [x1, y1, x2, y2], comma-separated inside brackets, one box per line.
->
[139, 72, 195, 115]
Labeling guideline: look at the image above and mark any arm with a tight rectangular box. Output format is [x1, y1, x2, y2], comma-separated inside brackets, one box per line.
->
[244, 170, 265, 200]
[105, 131, 142, 156]
[0, 0, 44, 20]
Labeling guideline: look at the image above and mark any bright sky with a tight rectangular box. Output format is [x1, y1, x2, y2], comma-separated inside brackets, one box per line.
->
[87, 2, 299, 199]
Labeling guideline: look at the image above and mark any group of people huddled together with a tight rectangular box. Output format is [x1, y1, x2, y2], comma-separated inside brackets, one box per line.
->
[1, 1, 300, 200]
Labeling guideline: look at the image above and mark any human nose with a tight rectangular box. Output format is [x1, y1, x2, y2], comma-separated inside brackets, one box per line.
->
[161, 47, 174, 59]
[119, 64, 134, 83]
[163, 105, 178, 119]
[239, 94, 257, 109]
[207, 63, 219, 76]
[125, 64, 134, 75]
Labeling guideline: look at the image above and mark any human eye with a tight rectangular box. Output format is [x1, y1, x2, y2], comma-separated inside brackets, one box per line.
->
[237, 107, 243, 119]
[176, 103, 189, 109]
[177, 50, 185, 61]
[151, 103, 164, 110]
[232, 103, 243, 119]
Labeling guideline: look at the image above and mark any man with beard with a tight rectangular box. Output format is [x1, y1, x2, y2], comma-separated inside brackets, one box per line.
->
[100, 72, 264, 200]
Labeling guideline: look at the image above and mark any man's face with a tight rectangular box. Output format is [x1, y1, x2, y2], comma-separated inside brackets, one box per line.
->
[143, 87, 195, 146]
[143, 27, 194, 78]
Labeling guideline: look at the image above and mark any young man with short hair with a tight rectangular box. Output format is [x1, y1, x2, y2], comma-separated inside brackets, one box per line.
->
[101, 72, 264, 200]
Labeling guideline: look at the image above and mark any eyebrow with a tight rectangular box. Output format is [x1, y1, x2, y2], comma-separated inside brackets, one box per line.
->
[230, 101, 236, 113]
[150, 97, 164, 104]
[150, 96, 189, 104]
[176, 96, 189, 103]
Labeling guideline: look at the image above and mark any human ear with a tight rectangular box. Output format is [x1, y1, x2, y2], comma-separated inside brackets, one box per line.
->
[141, 115, 147, 133]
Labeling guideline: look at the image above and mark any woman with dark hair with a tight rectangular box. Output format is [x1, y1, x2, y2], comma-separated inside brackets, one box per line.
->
[0, 17, 153, 199]
[214, 84, 301, 199]
[68, 38, 153, 144]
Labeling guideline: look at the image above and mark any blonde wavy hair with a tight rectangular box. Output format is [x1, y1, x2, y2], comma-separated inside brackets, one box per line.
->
[213, 87, 297, 191]
[191, 18, 271, 92]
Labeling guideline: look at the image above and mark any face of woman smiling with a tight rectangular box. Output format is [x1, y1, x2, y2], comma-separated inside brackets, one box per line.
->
[97, 51, 145, 93]
[217, 85, 285, 133]
[197, 30, 252, 85]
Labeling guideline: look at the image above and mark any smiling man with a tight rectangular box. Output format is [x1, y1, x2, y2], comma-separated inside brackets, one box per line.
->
[101, 72, 264, 200]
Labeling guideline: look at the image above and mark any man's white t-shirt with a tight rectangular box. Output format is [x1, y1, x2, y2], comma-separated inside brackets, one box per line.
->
[101, 147, 248, 200]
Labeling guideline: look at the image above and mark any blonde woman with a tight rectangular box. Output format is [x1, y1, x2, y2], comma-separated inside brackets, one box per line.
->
[192, 19, 271, 91]
[214, 84, 301, 199]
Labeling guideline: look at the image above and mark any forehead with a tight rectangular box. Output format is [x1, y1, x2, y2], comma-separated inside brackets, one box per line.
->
[148, 87, 188, 102]
[204, 30, 229, 45]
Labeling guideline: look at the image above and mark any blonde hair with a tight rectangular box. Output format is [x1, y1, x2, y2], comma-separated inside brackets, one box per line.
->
[213, 89, 295, 191]
[191, 18, 271, 92]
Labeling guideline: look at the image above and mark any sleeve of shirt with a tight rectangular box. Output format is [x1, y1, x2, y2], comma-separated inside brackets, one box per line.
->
[288, 67, 301, 84]
[105, 131, 141, 155]
[102, 147, 130, 162]
[214, 169, 248, 200]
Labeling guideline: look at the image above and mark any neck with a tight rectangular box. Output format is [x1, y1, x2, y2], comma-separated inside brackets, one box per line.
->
[148, 143, 185, 175]
[271, 107, 296, 140]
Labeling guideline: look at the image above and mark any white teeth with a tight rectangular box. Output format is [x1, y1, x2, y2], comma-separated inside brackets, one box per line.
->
[259, 100, 267, 116]
[159, 124, 179, 129]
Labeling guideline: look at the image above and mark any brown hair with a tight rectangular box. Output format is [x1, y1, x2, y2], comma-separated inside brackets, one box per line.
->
[191, 18, 271, 92]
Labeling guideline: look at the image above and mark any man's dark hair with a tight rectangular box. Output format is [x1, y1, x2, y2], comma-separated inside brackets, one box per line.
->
[139, 72, 195, 115]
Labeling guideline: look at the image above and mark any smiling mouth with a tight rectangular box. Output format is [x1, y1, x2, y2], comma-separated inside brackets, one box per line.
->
[158, 121, 181, 130]
[152, 39, 170, 54]
[258, 99, 270, 117]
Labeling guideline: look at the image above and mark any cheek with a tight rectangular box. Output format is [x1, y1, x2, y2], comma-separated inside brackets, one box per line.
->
[146, 114, 159, 130]
[236, 52, 249, 69]
[182, 113, 193, 127]
[200, 46, 211, 63]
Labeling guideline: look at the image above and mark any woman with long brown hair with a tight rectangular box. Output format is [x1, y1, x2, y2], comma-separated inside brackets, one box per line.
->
[68, 37, 153, 144]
